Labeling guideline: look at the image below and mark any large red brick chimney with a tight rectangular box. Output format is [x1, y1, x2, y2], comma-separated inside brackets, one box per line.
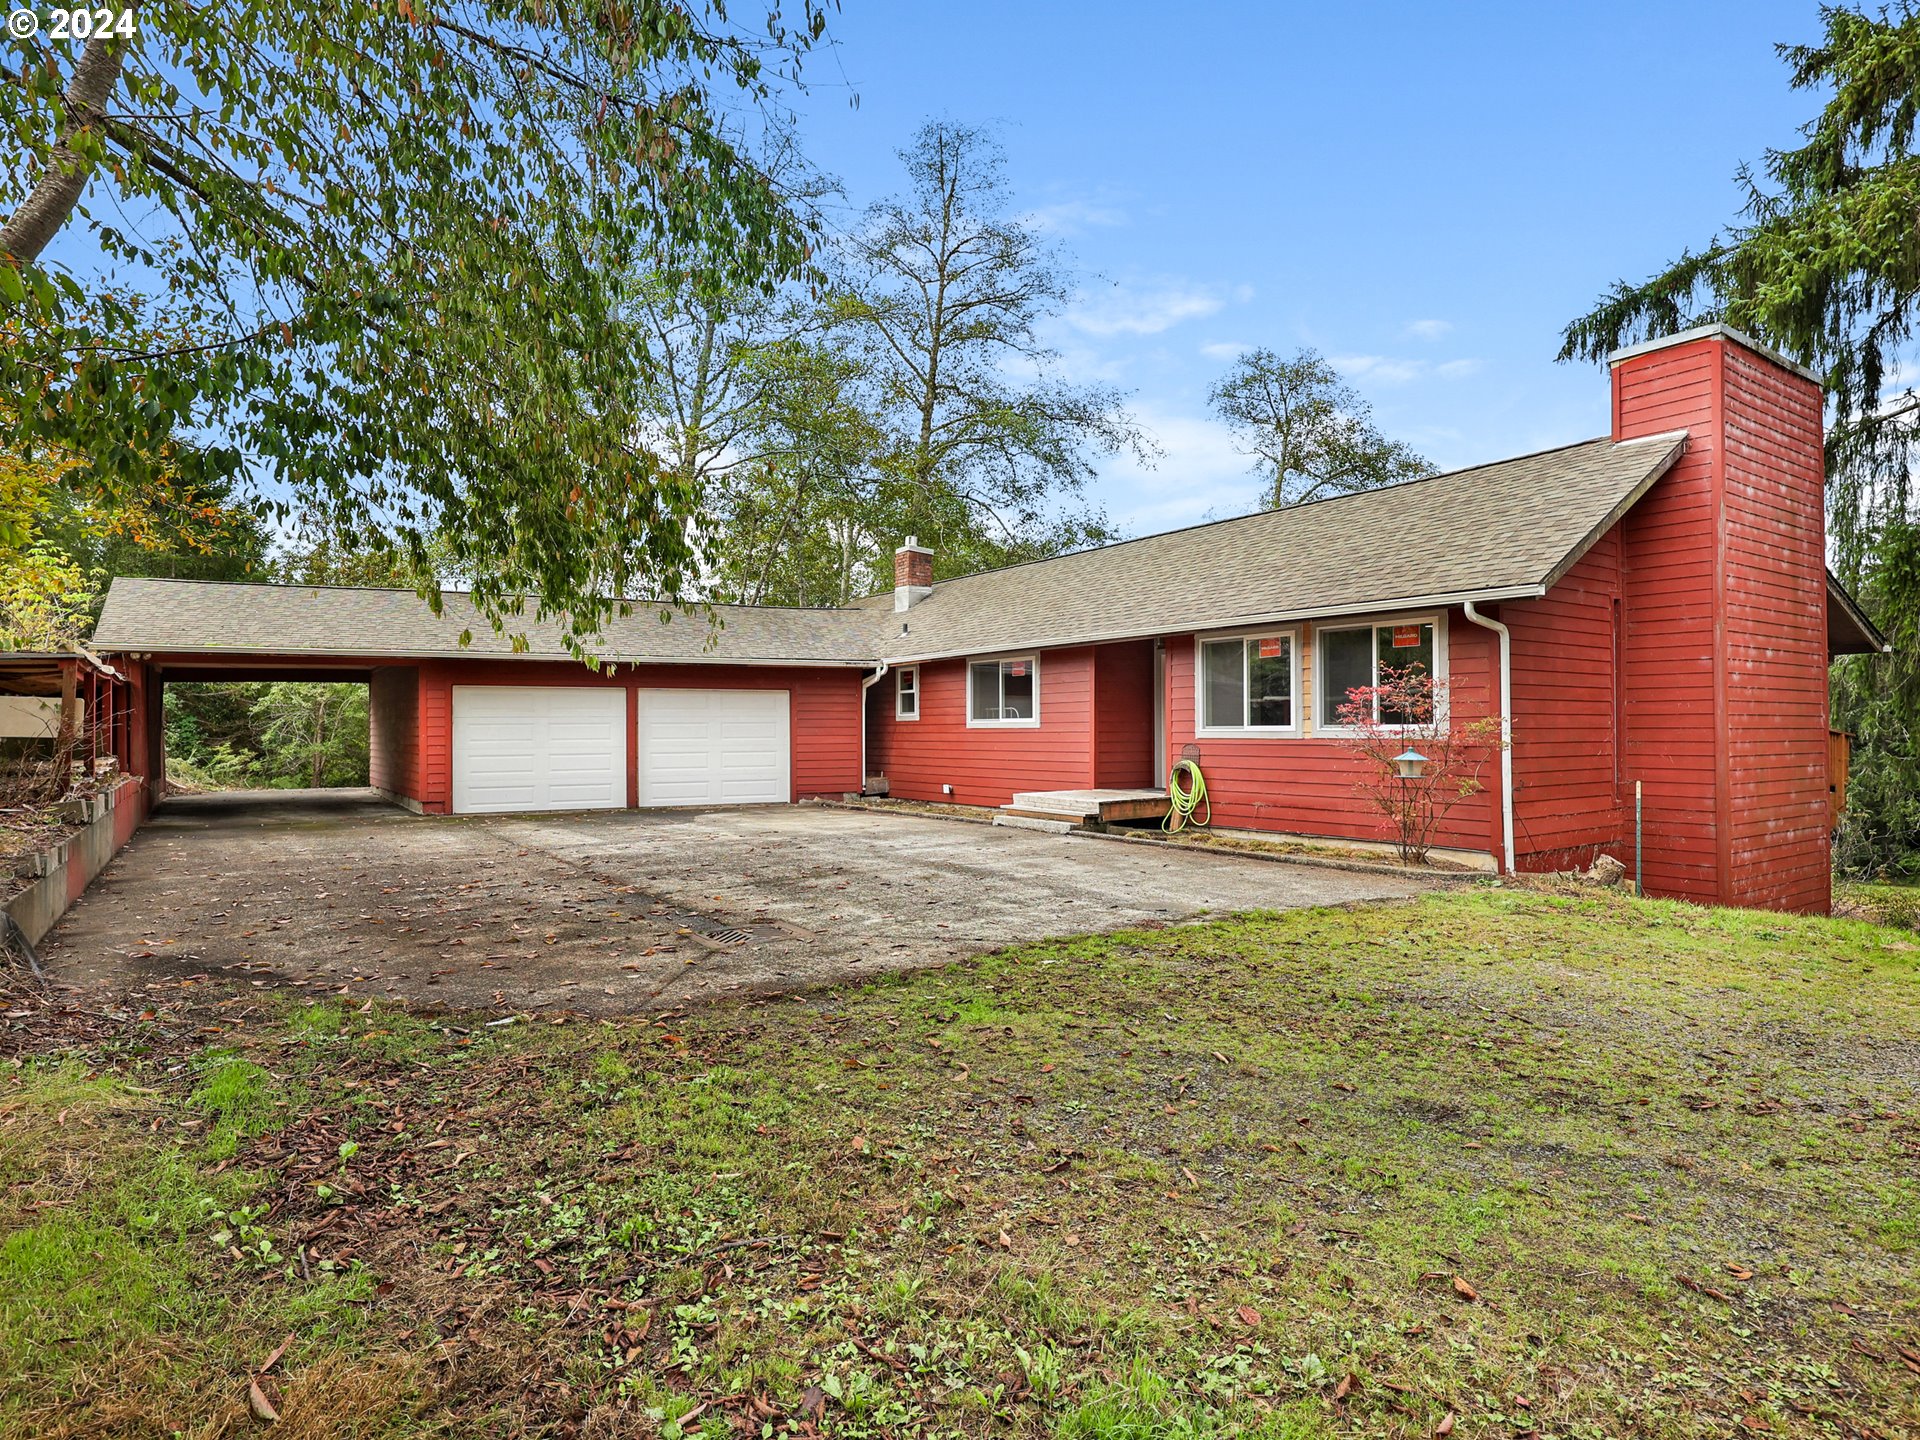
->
[1607, 324, 1830, 912]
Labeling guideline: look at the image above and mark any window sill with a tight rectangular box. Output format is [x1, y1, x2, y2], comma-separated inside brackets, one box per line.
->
[966, 718, 1040, 730]
[1195, 726, 1300, 739]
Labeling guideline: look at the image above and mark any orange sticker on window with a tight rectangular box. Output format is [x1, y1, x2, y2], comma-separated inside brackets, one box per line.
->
[1010, 662, 1027, 677]
[1391, 625, 1423, 649]
[1257, 637, 1284, 659]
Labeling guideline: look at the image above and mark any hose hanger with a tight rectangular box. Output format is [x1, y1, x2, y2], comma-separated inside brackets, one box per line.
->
[1164, 757, 1210, 833]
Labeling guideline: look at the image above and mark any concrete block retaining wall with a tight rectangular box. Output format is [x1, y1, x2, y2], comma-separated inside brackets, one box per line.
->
[6, 776, 146, 946]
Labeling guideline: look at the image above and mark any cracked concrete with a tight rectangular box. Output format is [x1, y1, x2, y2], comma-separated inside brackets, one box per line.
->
[42, 788, 1429, 1015]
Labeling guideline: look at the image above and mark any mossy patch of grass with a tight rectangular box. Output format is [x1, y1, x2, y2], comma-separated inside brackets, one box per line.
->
[8, 887, 1919, 1437]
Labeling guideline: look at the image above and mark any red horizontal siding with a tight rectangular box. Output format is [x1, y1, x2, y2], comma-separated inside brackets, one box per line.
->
[1163, 615, 1498, 857]
[1615, 337, 1725, 903]
[1719, 343, 1830, 913]
[868, 649, 1095, 806]
[1611, 331, 1831, 912]
[1505, 530, 1625, 870]
[415, 659, 863, 813]
[368, 665, 422, 804]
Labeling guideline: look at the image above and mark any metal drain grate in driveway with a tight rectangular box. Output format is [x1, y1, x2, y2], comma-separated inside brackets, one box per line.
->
[704, 927, 756, 945]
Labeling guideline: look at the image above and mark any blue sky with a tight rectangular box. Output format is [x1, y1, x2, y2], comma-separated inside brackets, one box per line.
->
[789, 2, 1824, 535]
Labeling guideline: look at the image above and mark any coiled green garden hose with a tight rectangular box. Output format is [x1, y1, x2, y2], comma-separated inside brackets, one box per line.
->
[1164, 758, 1210, 832]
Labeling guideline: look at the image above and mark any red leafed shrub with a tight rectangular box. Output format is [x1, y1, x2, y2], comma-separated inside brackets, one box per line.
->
[1335, 665, 1503, 865]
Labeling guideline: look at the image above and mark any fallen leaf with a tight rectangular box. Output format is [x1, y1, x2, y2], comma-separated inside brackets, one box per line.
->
[1451, 1275, 1479, 1301]
[248, 1376, 281, 1423]
[1235, 1304, 1261, 1327]
[1333, 1372, 1354, 1400]
[259, 1331, 294, 1374]
[1434, 1413, 1455, 1437]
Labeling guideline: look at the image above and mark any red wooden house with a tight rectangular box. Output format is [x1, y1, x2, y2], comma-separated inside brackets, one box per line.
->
[93, 326, 1884, 913]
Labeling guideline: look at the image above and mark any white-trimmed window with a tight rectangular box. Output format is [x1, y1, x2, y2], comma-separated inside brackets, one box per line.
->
[1197, 631, 1298, 734]
[967, 655, 1039, 727]
[895, 666, 920, 721]
[1316, 618, 1440, 730]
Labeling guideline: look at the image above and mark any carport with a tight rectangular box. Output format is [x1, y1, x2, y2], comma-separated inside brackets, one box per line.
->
[0, 648, 137, 779]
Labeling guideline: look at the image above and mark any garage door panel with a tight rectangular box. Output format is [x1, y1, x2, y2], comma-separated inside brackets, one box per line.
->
[638, 689, 790, 807]
[452, 687, 627, 814]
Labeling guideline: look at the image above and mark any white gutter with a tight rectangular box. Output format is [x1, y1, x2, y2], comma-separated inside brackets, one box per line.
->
[1461, 601, 1516, 875]
[858, 661, 889, 796]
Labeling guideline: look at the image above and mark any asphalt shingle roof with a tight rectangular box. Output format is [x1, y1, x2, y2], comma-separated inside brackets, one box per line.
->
[91, 432, 1687, 666]
[870, 432, 1686, 661]
[93, 581, 877, 664]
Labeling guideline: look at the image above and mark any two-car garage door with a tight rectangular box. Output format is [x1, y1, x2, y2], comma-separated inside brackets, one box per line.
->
[450, 686, 790, 814]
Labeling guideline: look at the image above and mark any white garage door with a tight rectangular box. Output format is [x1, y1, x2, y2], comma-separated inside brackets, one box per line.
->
[637, 688, 791, 807]
[451, 686, 627, 814]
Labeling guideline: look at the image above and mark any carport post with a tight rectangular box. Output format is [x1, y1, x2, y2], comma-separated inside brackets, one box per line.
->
[55, 657, 77, 765]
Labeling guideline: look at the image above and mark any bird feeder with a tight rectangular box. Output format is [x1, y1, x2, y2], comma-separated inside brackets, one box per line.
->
[1392, 748, 1430, 780]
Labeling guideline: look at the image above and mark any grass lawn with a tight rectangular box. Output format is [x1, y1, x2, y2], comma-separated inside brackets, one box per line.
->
[3, 887, 1917, 1439]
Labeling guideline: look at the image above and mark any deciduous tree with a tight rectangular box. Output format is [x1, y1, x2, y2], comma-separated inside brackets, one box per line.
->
[1335, 667, 1501, 866]
[1, 1, 832, 652]
[1208, 348, 1432, 508]
[834, 121, 1141, 574]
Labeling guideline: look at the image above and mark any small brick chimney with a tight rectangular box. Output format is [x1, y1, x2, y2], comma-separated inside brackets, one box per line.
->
[894, 536, 933, 612]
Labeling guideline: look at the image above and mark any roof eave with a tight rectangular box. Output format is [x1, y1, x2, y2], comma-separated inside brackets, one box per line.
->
[1535, 431, 1688, 595]
[877, 583, 1551, 665]
[98, 644, 876, 668]
[1826, 571, 1890, 656]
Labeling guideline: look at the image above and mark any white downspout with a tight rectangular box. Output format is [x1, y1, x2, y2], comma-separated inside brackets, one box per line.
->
[858, 661, 889, 797]
[1461, 601, 1516, 875]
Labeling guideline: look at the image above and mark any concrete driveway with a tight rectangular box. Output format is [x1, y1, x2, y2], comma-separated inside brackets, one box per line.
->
[42, 789, 1428, 1014]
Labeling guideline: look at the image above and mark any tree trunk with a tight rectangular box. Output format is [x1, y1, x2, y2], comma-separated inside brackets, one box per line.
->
[1, 25, 134, 264]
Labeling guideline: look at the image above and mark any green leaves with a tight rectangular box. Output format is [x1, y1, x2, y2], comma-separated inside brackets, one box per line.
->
[1, 2, 831, 652]
[1207, 348, 1433, 508]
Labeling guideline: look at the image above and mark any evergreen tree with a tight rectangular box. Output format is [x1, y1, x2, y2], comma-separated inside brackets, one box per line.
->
[1560, 3, 1920, 876]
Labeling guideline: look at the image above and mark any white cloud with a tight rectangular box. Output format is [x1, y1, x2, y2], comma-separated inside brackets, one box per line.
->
[1199, 340, 1248, 360]
[1021, 197, 1129, 235]
[1404, 318, 1453, 341]
[1332, 353, 1426, 385]
[1331, 353, 1482, 385]
[1068, 280, 1225, 338]
[1093, 405, 1263, 532]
